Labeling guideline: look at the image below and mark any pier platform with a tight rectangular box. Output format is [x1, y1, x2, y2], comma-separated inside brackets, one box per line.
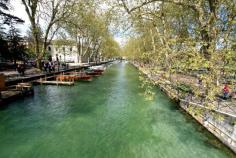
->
[34, 80, 74, 86]
[0, 83, 34, 106]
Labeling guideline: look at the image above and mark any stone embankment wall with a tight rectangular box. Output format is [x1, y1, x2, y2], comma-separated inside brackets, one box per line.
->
[131, 62, 236, 153]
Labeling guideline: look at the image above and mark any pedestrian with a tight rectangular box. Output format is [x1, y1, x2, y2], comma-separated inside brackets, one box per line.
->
[16, 64, 25, 76]
[16, 64, 22, 75]
[223, 84, 230, 99]
[48, 61, 52, 73]
[20, 64, 25, 76]
[44, 61, 48, 73]
[52, 62, 56, 72]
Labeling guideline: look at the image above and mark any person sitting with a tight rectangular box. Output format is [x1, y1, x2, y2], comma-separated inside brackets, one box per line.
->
[223, 84, 230, 99]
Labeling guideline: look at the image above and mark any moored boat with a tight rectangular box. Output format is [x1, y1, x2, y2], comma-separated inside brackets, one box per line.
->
[85, 71, 102, 76]
[93, 69, 104, 73]
[65, 72, 93, 81]
[89, 65, 105, 73]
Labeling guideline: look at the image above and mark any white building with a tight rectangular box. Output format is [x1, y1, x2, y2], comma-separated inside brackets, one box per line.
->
[47, 40, 93, 64]
[47, 44, 79, 63]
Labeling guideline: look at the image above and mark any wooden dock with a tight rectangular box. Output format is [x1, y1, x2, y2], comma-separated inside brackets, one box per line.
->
[0, 83, 34, 106]
[34, 80, 74, 86]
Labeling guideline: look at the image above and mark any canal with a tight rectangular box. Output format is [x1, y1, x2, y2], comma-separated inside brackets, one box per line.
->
[0, 62, 235, 158]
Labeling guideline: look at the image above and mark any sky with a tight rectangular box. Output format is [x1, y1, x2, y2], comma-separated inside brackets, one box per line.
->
[10, 0, 31, 35]
[9, 0, 126, 46]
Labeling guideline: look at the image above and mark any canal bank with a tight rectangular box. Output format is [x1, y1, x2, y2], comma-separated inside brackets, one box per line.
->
[5, 61, 112, 86]
[0, 61, 113, 107]
[0, 62, 235, 158]
[131, 61, 236, 154]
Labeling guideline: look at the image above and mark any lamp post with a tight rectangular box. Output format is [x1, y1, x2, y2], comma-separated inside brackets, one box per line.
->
[59, 55, 62, 70]
[63, 47, 66, 62]
[56, 54, 59, 71]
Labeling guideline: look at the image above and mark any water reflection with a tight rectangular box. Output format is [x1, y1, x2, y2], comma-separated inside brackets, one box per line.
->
[0, 62, 234, 158]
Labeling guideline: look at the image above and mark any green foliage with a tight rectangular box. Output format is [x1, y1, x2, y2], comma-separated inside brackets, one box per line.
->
[101, 35, 121, 58]
[114, 0, 236, 117]
[139, 74, 156, 101]
[53, 39, 76, 46]
[177, 84, 192, 93]
[7, 25, 27, 62]
[0, 0, 24, 26]
[62, 1, 121, 61]
[0, 24, 27, 62]
[25, 25, 44, 57]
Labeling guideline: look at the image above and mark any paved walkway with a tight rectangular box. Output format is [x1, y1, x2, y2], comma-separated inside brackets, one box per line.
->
[133, 63, 236, 118]
[1, 68, 44, 81]
[1, 61, 111, 86]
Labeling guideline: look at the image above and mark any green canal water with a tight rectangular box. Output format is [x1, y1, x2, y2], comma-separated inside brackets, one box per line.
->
[0, 62, 235, 158]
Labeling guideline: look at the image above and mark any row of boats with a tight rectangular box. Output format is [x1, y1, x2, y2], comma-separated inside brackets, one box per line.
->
[54, 65, 106, 83]
[0, 64, 111, 106]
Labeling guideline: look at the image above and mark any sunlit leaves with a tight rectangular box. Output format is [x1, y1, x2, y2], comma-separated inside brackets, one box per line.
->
[139, 73, 156, 101]
[117, 0, 236, 119]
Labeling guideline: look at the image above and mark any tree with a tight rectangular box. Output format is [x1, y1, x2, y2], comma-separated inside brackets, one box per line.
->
[0, 0, 24, 62]
[21, 0, 75, 68]
[7, 24, 27, 65]
[62, 1, 119, 64]
[0, 0, 24, 26]
[0, 28, 9, 61]
[25, 25, 44, 59]
[114, 0, 236, 110]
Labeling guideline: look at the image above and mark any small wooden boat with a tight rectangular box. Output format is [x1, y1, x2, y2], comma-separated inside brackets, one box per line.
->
[85, 71, 102, 76]
[90, 65, 105, 70]
[93, 69, 104, 73]
[89, 66, 105, 73]
[74, 75, 92, 81]
[66, 72, 92, 81]
[56, 75, 75, 82]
